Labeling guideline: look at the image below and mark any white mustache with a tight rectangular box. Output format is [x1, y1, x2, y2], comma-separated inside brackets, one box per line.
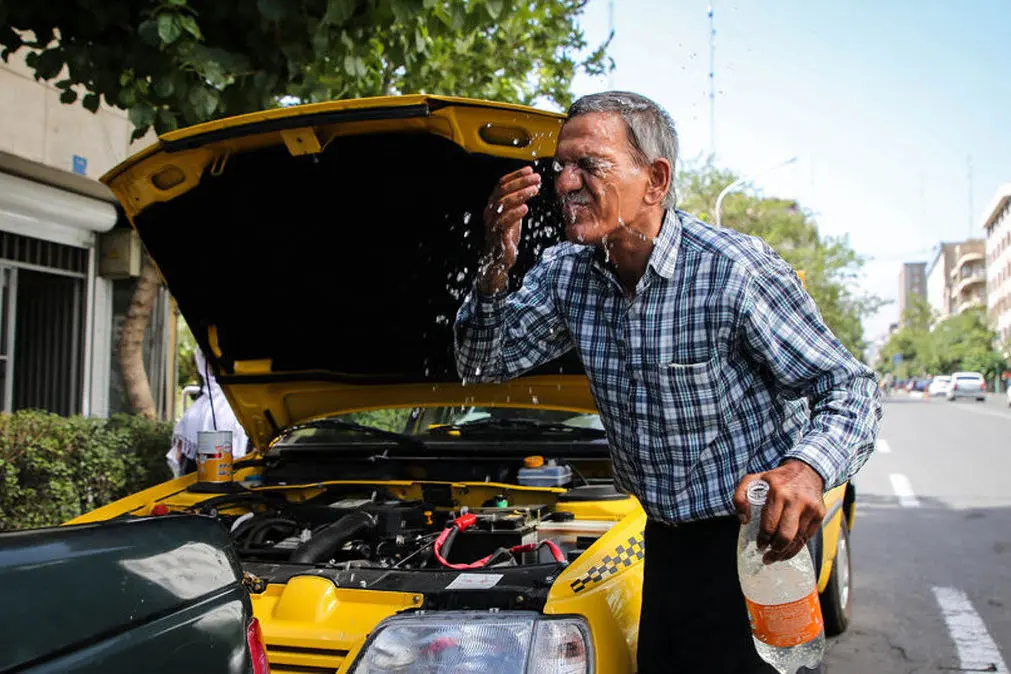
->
[560, 191, 591, 207]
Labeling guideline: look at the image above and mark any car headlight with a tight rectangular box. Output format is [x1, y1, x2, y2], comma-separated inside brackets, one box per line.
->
[349, 611, 593, 674]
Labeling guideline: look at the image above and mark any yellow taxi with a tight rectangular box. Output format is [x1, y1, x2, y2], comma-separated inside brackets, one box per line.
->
[70, 95, 855, 673]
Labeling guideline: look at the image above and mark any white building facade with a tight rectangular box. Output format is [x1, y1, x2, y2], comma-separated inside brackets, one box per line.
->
[0, 50, 173, 418]
[983, 184, 1011, 345]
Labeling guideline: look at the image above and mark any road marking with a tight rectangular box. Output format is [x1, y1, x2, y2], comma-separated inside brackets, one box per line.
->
[876, 439, 892, 454]
[932, 586, 1009, 673]
[950, 404, 1011, 421]
[889, 473, 920, 507]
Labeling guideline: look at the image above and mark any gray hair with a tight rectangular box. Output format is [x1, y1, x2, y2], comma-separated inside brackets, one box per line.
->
[566, 91, 679, 208]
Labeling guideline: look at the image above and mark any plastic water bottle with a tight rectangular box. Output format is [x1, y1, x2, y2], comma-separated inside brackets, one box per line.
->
[738, 480, 825, 674]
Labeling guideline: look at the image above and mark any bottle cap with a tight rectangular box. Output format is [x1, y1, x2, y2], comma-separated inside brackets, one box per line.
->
[746, 479, 770, 506]
[524, 455, 545, 468]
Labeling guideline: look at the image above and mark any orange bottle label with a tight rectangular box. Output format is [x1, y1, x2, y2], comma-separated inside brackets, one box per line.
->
[745, 591, 824, 648]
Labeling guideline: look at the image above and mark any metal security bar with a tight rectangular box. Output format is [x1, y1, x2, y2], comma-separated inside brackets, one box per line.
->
[12, 269, 84, 416]
[0, 231, 87, 277]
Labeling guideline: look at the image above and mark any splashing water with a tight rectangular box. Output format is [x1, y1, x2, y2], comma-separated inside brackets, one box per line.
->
[463, 211, 472, 224]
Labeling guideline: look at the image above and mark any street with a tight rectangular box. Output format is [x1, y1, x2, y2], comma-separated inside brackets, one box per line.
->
[825, 393, 1011, 673]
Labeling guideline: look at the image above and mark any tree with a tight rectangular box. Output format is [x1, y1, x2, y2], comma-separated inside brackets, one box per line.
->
[877, 299, 1006, 382]
[1, 0, 611, 140]
[2, 0, 612, 418]
[678, 159, 883, 359]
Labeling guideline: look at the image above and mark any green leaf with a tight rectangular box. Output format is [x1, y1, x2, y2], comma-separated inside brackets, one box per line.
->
[54, 78, 72, 90]
[82, 93, 100, 113]
[485, 0, 505, 20]
[323, 0, 355, 25]
[59, 89, 77, 104]
[343, 54, 362, 76]
[187, 85, 219, 120]
[153, 76, 174, 98]
[138, 19, 160, 47]
[119, 71, 132, 86]
[128, 103, 157, 130]
[390, 0, 415, 24]
[179, 15, 203, 40]
[157, 14, 182, 45]
[34, 50, 64, 80]
[415, 27, 426, 54]
[257, 0, 288, 22]
[156, 108, 179, 132]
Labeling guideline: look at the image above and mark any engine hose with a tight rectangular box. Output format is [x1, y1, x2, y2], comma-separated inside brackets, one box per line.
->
[237, 517, 298, 553]
[434, 526, 568, 570]
[289, 510, 377, 564]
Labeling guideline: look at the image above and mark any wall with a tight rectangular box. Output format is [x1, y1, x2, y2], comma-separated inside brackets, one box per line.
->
[0, 49, 155, 180]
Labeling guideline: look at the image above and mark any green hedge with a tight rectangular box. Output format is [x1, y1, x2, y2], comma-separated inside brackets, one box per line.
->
[0, 410, 173, 531]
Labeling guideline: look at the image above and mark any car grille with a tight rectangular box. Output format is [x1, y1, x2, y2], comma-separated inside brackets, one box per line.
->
[266, 644, 349, 674]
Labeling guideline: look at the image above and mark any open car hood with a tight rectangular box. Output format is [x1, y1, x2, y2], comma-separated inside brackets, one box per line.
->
[102, 95, 593, 448]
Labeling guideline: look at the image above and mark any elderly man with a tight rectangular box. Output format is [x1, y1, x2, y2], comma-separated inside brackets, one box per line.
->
[454, 91, 881, 672]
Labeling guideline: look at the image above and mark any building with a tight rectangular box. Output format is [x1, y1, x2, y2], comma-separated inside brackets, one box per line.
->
[898, 262, 927, 324]
[983, 183, 1011, 344]
[926, 240, 986, 322]
[0, 49, 175, 418]
[948, 240, 986, 315]
[926, 243, 957, 320]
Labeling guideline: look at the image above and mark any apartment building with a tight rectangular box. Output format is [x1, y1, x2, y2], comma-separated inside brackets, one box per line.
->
[898, 262, 927, 324]
[984, 183, 1011, 344]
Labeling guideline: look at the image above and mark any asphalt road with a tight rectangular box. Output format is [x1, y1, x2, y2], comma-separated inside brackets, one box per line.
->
[824, 392, 1011, 673]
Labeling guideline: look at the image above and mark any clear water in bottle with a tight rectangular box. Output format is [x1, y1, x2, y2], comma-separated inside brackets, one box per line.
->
[738, 480, 825, 674]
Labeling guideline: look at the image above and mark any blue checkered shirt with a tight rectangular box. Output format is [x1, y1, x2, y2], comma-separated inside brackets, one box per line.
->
[455, 210, 881, 523]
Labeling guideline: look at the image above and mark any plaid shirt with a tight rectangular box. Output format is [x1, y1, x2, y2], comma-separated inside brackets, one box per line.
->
[455, 210, 881, 523]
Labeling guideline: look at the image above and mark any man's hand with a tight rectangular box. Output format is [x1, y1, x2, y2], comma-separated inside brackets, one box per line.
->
[477, 166, 541, 295]
[733, 459, 826, 564]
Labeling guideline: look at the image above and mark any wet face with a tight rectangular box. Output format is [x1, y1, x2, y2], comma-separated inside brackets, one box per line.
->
[553, 112, 651, 245]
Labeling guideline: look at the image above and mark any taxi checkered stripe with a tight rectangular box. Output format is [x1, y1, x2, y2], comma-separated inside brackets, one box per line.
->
[569, 531, 645, 593]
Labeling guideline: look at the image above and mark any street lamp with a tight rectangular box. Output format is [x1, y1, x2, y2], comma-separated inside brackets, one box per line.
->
[714, 156, 799, 229]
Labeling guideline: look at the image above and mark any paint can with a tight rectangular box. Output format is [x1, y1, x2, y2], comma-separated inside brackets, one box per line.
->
[197, 430, 234, 484]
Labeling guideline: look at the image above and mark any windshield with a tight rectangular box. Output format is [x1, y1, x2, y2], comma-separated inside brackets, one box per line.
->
[273, 406, 604, 446]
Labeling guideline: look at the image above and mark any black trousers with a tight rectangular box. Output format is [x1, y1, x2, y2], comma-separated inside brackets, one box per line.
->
[638, 517, 822, 673]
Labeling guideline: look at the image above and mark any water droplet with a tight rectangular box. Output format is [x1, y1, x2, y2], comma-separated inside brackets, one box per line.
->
[496, 203, 504, 214]
[456, 272, 466, 281]
[531, 396, 539, 404]
[464, 230, 471, 238]
[475, 366, 482, 376]
[435, 315, 449, 325]
[552, 160, 563, 174]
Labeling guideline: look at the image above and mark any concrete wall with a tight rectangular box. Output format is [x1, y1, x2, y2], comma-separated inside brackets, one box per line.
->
[0, 49, 156, 180]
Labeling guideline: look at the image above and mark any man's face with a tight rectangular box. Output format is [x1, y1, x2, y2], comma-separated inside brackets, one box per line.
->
[553, 112, 650, 245]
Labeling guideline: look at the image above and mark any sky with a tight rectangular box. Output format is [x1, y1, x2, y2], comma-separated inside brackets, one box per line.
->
[566, 0, 1011, 346]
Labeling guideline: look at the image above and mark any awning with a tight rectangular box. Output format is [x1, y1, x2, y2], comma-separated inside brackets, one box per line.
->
[0, 170, 117, 248]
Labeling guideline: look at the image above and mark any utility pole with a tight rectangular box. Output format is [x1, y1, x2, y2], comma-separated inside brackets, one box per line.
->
[708, 4, 716, 157]
[967, 153, 974, 238]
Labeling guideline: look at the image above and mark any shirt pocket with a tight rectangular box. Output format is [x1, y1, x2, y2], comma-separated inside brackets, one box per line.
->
[649, 356, 723, 432]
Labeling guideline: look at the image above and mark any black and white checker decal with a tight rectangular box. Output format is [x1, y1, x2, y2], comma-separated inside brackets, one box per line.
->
[569, 531, 646, 593]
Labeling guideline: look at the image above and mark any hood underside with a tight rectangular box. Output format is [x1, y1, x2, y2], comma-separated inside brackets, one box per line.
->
[103, 96, 591, 446]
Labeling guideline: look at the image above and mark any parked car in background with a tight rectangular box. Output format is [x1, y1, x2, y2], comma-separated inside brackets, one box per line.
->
[947, 372, 987, 402]
[1005, 384, 1011, 408]
[907, 379, 930, 398]
[928, 375, 952, 397]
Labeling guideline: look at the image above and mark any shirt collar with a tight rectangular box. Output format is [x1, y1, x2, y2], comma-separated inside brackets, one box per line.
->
[590, 209, 683, 283]
[647, 209, 682, 280]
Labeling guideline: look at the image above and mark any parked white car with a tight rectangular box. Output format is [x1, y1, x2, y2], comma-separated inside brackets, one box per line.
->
[947, 372, 987, 402]
[928, 375, 952, 397]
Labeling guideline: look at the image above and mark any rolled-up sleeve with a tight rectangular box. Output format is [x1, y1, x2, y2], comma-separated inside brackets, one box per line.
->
[740, 265, 882, 488]
[454, 256, 574, 383]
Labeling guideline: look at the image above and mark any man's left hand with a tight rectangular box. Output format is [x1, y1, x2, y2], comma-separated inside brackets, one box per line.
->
[733, 459, 826, 564]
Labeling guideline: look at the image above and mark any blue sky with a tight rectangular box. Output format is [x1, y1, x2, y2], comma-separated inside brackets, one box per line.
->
[567, 0, 1011, 343]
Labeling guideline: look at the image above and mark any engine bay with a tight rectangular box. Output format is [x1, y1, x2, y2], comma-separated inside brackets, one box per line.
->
[187, 483, 620, 577]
